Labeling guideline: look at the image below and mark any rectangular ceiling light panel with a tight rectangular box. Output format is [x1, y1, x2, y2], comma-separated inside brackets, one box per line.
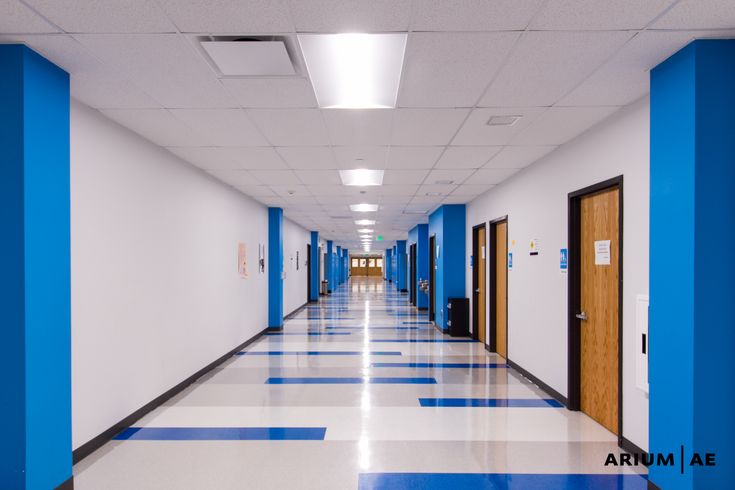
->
[202, 40, 296, 77]
[340, 169, 384, 186]
[355, 219, 376, 226]
[299, 33, 407, 108]
[350, 203, 379, 212]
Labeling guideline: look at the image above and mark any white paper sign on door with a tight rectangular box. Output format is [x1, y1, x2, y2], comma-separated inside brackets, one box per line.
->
[481, 246, 486, 259]
[595, 240, 611, 265]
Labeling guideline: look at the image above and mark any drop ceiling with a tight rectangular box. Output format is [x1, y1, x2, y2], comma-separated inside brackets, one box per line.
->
[2, 0, 735, 250]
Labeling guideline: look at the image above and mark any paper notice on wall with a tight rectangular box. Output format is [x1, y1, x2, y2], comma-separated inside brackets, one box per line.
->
[594, 240, 611, 265]
[238, 243, 248, 278]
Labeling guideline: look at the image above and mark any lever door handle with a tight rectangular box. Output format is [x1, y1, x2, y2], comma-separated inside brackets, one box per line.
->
[575, 311, 588, 321]
[475, 288, 480, 293]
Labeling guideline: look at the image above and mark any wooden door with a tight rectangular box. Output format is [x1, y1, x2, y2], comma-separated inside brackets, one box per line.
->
[476, 228, 487, 344]
[429, 235, 436, 321]
[580, 187, 619, 434]
[495, 222, 508, 358]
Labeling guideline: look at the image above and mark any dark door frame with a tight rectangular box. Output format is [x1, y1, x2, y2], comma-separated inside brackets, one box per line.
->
[488, 216, 508, 355]
[307, 243, 312, 302]
[410, 243, 417, 305]
[429, 234, 436, 322]
[567, 175, 624, 445]
[471, 223, 487, 343]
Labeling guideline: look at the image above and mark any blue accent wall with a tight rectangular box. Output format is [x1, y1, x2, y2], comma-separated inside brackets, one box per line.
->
[336, 246, 342, 285]
[429, 205, 466, 330]
[408, 224, 429, 309]
[385, 248, 392, 282]
[326, 240, 334, 292]
[268, 208, 283, 328]
[309, 231, 319, 302]
[343, 249, 349, 281]
[0, 45, 72, 489]
[396, 240, 407, 291]
[649, 39, 735, 490]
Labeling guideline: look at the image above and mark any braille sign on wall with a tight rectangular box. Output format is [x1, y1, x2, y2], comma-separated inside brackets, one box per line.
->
[560, 248, 568, 272]
[508, 252, 513, 270]
[594, 240, 611, 265]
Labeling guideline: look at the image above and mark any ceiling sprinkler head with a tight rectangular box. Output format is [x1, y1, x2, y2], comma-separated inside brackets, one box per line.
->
[287, 189, 296, 195]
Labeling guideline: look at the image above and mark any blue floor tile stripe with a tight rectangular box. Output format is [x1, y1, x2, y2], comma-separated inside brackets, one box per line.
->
[402, 321, 432, 324]
[266, 377, 438, 384]
[237, 351, 402, 356]
[264, 332, 352, 336]
[358, 473, 647, 490]
[325, 326, 431, 330]
[418, 398, 564, 408]
[371, 363, 508, 368]
[370, 339, 477, 343]
[114, 427, 327, 441]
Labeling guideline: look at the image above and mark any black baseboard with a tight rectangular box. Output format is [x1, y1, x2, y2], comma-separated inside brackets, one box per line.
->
[284, 301, 308, 320]
[400, 289, 408, 293]
[648, 480, 662, 490]
[506, 358, 569, 407]
[56, 476, 74, 490]
[417, 307, 428, 311]
[72, 326, 268, 464]
[619, 436, 645, 455]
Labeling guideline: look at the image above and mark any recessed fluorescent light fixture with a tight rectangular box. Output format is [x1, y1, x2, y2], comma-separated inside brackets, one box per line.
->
[486, 115, 522, 126]
[339, 169, 384, 187]
[357, 228, 373, 233]
[299, 33, 407, 108]
[355, 220, 376, 226]
[350, 203, 379, 212]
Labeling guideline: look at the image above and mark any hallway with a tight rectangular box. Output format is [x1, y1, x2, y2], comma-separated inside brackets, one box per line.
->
[74, 277, 646, 489]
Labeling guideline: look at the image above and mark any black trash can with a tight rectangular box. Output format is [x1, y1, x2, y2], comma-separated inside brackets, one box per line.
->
[447, 298, 470, 337]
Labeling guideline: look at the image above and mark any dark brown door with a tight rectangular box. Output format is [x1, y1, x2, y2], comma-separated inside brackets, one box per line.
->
[494, 222, 508, 358]
[579, 187, 620, 434]
[475, 227, 487, 344]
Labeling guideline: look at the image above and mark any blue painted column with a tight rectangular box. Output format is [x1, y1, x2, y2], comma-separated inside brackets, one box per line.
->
[392, 245, 398, 286]
[336, 246, 342, 285]
[385, 249, 392, 282]
[268, 208, 284, 329]
[0, 45, 72, 490]
[309, 231, 319, 302]
[649, 39, 735, 490]
[326, 240, 334, 293]
[343, 249, 349, 282]
[428, 205, 466, 330]
[396, 240, 407, 292]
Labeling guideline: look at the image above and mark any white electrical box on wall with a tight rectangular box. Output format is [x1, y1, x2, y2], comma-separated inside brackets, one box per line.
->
[635, 294, 649, 393]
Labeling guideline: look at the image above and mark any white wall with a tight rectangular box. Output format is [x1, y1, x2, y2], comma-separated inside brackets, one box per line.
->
[70, 100, 307, 449]
[283, 218, 310, 315]
[465, 97, 650, 450]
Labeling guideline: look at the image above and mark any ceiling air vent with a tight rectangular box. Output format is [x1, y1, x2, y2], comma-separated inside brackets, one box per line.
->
[200, 35, 300, 77]
[486, 115, 522, 126]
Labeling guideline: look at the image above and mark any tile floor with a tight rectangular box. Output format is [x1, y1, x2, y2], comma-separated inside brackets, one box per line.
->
[73, 277, 647, 489]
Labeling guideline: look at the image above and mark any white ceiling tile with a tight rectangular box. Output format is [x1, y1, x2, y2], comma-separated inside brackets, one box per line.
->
[479, 31, 633, 107]
[24, 0, 176, 33]
[529, 0, 674, 30]
[484, 146, 557, 169]
[74, 34, 236, 108]
[392, 109, 469, 145]
[418, 183, 460, 196]
[385, 147, 443, 170]
[167, 147, 286, 170]
[403, 203, 434, 214]
[451, 184, 495, 196]
[277, 146, 337, 169]
[294, 169, 341, 185]
[257, 196, 287, 207]
[512, 106, 620, 146]
[249, 170, 302, 185]
[206, 169, 262, 186]
[380, 185, 419, 196]
[452, 107, 547, 146]
[411, 0, 544, 31]
[235, 185, 276, 197]
[248, 109, 330, 146]
[156, 0, 294, 33]
[221, 78, 317, 108]
[72, 71, 160, 109]
[0, 34, 97, 72]
[270, 184, 311, 197]
[398, 32, 519, 108]
[307, 185, 350, 196]
[0, 1, 57, 33]
[288, 0, 412, 32]
[333, 146, 388, 169]
[468, 168, 520, 185]
[170, 109, 268, 146]
[652, 0, 735, 29]
[424, 169, 474, 186]
[383, 169, 430, 185]
[322, 110, 394, 146]
[100, 109, 210, 147]
[442, 195, 475, 205]
[559, 30, 735, 107]
[434, 146, 501, 169]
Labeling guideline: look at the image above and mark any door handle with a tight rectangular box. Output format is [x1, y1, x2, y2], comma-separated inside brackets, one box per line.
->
[575, 311, 588, 321]
[475, 288, 480, 293]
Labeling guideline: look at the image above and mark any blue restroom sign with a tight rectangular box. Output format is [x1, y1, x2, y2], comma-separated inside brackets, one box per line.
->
[560, 248, 568, 272]
[508, 252, 513, 270]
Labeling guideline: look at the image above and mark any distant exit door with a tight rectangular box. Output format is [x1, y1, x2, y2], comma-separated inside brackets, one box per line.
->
[569, 177, 622, 437]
